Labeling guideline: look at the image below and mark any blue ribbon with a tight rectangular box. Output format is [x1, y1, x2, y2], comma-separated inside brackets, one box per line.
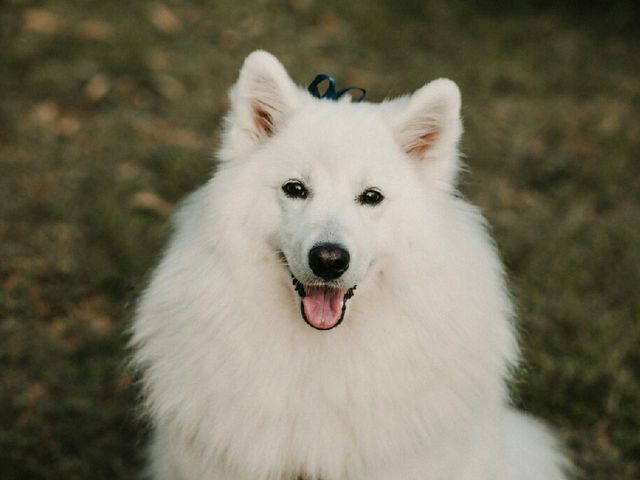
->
[307, 73, 366, 102]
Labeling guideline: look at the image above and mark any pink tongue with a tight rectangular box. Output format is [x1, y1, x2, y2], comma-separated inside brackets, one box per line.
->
[302, 287, 347, 329]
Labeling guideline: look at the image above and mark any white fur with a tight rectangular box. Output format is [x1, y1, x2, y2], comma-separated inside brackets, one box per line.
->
[131, 51, 569, 480]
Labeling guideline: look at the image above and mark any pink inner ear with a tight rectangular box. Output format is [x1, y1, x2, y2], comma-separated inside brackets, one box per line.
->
[406, 128, 439, 158]
[252, 100, 276, 137]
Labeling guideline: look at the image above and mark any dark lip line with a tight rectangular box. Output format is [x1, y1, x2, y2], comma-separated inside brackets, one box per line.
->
[291, 275, 357, 331]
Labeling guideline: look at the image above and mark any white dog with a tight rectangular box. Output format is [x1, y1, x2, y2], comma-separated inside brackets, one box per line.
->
[131, 51, 569, 480]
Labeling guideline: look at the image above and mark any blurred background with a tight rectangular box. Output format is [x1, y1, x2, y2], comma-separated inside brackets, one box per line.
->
[1, 1, 639, 478]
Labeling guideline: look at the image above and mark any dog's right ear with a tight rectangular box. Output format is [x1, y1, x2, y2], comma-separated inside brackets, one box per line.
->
[389, 79, 463, 190]
[222, 51, 301, 159]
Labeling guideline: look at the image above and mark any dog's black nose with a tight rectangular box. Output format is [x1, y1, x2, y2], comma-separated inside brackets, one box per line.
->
[308, 243, 350, 280]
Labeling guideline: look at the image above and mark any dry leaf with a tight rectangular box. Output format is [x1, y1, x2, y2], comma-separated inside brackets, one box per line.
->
[78, 19, 113, 41]
[150, 4, 183, 34]
[289, 0, 314, 12]
[33, 101, 60, 124]
[32, 102, 80, 136]
[84, 73, 111, 102]
[57, 115, 80, 137]
[2, 269, 23, 292]
[23, 9, 62, 34]
[25, 170, 60, 203]
[114, 77, 137, 96]
[318, 12, 341, 35]
[49, 318, 67, 336]
[70, 296, 113, 333]
[219, 30, 237, 52]
[136, 118, 212, 149]
[157, 74, 186, 100]
[117, 162, 144, 179]
[239, 16, 263, 36]
[130, 191, 174, 217]
[147, 50, 174, 71]
[24, 383, 48, 405]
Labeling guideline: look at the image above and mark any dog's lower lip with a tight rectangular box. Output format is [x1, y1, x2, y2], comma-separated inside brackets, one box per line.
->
[291, 275, 356, 330]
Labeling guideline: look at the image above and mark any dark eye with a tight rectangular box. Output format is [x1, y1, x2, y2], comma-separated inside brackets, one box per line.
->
[282, 180, 308, 199]
[358, 188, 384, 206]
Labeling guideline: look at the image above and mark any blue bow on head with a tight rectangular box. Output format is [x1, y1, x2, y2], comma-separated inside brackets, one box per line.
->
[307, 73, 366, 102]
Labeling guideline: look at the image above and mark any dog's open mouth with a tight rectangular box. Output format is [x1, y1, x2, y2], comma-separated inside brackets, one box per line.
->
[292, 277, 356, 330]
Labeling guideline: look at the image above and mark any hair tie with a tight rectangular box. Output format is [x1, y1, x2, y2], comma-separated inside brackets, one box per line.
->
[307, 73, 366, 102]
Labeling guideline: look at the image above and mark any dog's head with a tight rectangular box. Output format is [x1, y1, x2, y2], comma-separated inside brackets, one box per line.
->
[219, 51, 462, 330]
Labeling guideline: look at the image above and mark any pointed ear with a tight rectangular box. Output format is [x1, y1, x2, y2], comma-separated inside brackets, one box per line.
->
[392, 78, 462, 161]
[222, 51, 301, 158]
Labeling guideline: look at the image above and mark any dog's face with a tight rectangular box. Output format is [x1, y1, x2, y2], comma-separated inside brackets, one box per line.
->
[267, 109, 403, 330]
[220, 51, 462, 330]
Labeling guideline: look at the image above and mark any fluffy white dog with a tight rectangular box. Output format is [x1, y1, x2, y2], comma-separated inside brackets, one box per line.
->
[131, 51, 569, 480]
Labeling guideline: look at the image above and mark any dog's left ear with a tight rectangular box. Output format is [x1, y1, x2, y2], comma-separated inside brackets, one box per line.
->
[391, 79, 463, 187]
[222, 51, 301, 159]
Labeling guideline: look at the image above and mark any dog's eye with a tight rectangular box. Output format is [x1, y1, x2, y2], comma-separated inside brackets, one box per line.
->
[358, 188, 384, 206]
[282, 180, 308, 199]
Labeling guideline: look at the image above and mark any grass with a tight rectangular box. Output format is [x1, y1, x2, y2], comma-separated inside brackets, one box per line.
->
[1, 1, 639, 478]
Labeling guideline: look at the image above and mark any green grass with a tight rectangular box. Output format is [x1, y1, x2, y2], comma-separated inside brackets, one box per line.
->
[1, 1, 639, 478]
